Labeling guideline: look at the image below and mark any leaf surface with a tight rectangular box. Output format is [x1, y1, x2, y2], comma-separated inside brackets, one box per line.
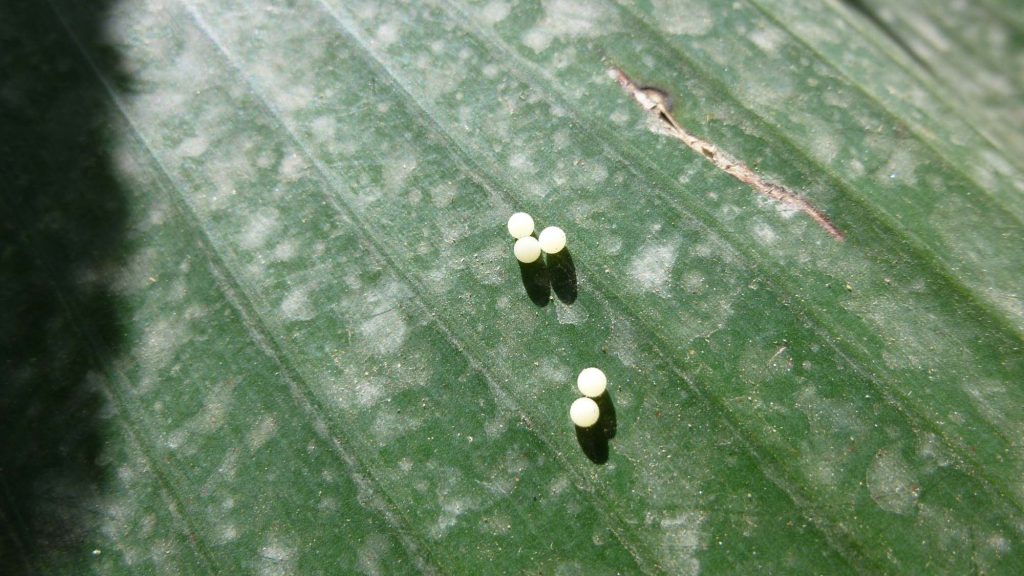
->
[4, 0, 1023, 574]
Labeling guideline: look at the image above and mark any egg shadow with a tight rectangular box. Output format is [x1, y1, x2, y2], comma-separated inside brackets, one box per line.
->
[594, 391, 617, 439]
[518, 258, 551, 307]
[575, 425, 608, 464]
[547, 248, 577, 304]
[575, 391, 617, 464]
[513, 233, 576, 306]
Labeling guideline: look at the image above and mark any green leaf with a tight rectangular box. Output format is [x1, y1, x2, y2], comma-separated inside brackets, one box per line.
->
[3, 0, 1022, 573]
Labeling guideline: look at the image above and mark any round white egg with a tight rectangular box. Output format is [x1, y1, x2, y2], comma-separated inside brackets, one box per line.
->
[569, 397, 600, 428]
[577, 367, 607, 397]
[538, 226, 566, 254]
[513, 236, 542, 263]
[507, 212, 535, 239]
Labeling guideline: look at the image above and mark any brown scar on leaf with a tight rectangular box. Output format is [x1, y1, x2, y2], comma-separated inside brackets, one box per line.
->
[608, 67, 845, 242]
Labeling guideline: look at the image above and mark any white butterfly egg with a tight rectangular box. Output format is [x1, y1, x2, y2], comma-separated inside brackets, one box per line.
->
[513, 236, 542, 264]
[507, 212, 535, 239]
[538, 226, 566, 254]
[569, 397, 600, 428]
[577, 367, 607, 397]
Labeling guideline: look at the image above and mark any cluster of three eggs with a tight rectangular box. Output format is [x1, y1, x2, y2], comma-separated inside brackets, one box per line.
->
[507, 212, 566, 263]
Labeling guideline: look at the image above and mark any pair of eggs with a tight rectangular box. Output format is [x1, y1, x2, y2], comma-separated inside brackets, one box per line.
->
[507, 212, 566, 263]
[569, 368, 607, 428]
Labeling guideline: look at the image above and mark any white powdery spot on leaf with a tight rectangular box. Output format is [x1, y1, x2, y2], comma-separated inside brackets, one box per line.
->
[508, 151, 536, 173]
[652, 0, 712, 36]
[431, 499, 471, 538]
[112, 245, 160, 295]
[468, 243, 506, 286]
[429, 478, 482, 540]
[555, 300, 589, 325]
[987, 534, 1011, 554]
[372, 410, 423, 445]
[359, 309, 407, 355]
[239, 208, 281, 250]
[278, 152, 307, 182]
[753, 222, 778, 244]
[310, 115, 336, 143]
[248, 415, 278, 451]
[903, 12, 952, 52]
[357, 533, 393, 576]
[138, 315, 188, 373]
[628, 240, 681, 294]
[375, 21, 400, 48]
[430, 181, 458, 208]
[354, 280, 412, 355]
[355, 376, 387, 407]
[258, 536, 296, 576]
[605, 313, 641, 367]
[961, 380, 1024, 493]
[271, 238, 298, 262]
[736, 61, 796, 108]
[537, 356, 571, 388]
[521, 0, 617, 53]
[917, 432, 952, 469]
[657, 512, 705, 575]
[383, 152, 418, 194]
[749, 26, 786, 54]
[280, 288, 315, 321]
[875, 143, 920, 186]
[793, 386, 866, 491]
[866, 449, 919, 514]
[929, 195, 1024, 327]
[484, 410, 512, 439]
[609, 109, 631, 125]
[478, 0, 511, 25]
[548, 475, 571, 499]
[268, 74, 316, 114]
[165, 378, 238, 454]
[176, 135, 209, 158]
[845, 290, 970, 372]
[216, 523, 239, 545]
[681, 271, 705, 294]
